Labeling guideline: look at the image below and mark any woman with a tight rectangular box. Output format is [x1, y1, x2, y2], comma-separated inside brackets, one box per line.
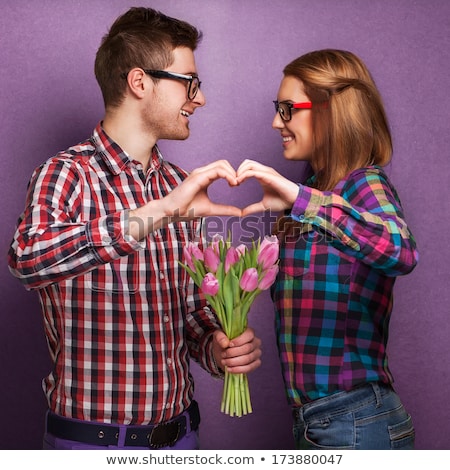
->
[237, 49, 418, 449]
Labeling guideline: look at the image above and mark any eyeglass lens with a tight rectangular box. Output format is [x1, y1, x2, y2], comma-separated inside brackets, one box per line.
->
[274, 102, 292, 121]
[188, 77, 200, 100]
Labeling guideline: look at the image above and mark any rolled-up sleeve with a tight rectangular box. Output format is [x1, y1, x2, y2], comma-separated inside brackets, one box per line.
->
[290, 168, 418, 276]
[8, 159, 143, 290]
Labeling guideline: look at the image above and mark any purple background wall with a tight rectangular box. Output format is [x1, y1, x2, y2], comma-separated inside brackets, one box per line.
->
[1, 0, 449, 450]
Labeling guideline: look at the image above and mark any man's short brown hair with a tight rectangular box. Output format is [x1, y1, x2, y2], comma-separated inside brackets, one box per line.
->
[94, 7, 202, 107]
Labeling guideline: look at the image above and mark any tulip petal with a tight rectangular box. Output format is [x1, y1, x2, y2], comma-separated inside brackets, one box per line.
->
[201, 272, 220, 296]
[239, 268, 259, 292]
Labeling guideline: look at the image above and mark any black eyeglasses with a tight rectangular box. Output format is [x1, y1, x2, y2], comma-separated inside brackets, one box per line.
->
[144, 70, 201, 100]
[121, 69, 202, 100]
[273, 100, 312, 121]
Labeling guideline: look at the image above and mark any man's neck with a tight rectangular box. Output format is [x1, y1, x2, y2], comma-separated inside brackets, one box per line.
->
[102, 108, 157, 172]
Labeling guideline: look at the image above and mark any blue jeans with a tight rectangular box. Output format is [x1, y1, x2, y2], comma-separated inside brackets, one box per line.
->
[292, 382, 415, 450]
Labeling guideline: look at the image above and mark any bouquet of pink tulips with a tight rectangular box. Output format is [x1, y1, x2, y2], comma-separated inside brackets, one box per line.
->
[181, 233, 279, 417]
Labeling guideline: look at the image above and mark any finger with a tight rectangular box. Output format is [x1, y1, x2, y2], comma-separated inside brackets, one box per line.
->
[224, 327, 254, 346]
[190, 167, 236, 187]
[204, 167, 239, 188]
[220, 330, 254, 355]
[206, 203, 243, 217]
[195, 160, 238, 186]
[224, 339, 261, 359]
[203, 159, 237, 173]
[236, 160, 271, 179]
[225, 358, 262, 374]
[236, 167, 276, 186]
[213, 330, 230, 349]
[241, 201, 267, 216]
[224, 346, 262, 373]
[236, 159, 266, 173]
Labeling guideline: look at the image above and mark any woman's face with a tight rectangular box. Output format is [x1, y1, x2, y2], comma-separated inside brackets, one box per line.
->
[272, 76, 314, 162]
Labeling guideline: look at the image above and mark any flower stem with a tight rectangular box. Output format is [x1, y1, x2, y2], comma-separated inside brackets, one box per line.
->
[220, 370, 252, 417]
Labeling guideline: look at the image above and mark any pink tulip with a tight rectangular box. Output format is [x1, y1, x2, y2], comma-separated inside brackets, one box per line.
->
[190, 243, 204, 262]
[236, 244, 248, 257]
[211, 233, 224, 254]
[239, 268, 259, 292]
[258, 265, 279, 290]
[183, 245, 196, 271]
[257, 235, 279, 270]
[225, 246, 240, 273]
[201, 272, 220, 296]
[204, 246, 220, 273]
[183, 243, 205, 272]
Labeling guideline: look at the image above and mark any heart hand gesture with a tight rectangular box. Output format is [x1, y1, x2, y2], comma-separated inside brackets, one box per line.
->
[237, 159, 300, 215]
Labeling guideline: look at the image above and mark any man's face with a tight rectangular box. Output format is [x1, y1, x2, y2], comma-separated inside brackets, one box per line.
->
[142, 46, 206, 141]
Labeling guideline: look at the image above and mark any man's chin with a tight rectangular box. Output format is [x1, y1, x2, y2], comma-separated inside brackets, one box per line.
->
[161, 129, 190, 141]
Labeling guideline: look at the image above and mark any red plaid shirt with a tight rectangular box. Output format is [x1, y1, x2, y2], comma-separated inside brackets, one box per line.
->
[8, 123, 221, 425]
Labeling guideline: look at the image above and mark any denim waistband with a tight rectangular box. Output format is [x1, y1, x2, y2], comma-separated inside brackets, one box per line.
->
[293, 382, 393, 421]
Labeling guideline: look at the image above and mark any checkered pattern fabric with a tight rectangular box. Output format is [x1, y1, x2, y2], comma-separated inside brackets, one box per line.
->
[8, 123, 221, 425]
[272, 167, 418, 406]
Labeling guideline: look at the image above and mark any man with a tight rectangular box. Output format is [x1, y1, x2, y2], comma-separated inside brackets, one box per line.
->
[8, 7, 261, 450]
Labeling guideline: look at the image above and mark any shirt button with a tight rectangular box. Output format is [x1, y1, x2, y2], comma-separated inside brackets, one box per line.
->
[159, 271, 165, 279]
[102, 236, 112, 243]
[163, 315, 169, 323]
[166, 403, 171, 409]
[167, 358, 172, 366]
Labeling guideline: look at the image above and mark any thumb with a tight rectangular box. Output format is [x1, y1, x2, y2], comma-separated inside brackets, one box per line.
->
[213, 329, 231, 349]
[241, 201, 267, 216]
[208, 202, 243, 217]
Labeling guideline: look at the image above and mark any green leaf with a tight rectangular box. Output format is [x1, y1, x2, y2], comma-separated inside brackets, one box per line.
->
[192, 256, 206, 278]
[222, 271, 235, 337]
[178, 261, 201, 287]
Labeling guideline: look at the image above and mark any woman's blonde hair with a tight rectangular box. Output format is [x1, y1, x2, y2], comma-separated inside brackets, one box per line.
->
[284, 49, 392, 190]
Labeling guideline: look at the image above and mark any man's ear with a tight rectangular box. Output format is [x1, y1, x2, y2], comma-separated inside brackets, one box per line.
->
[126, 68, 151, 99]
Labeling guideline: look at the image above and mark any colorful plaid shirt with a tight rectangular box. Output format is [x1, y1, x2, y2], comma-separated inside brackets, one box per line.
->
[272, 167, 418, 407]
[8, 123, 221, 425]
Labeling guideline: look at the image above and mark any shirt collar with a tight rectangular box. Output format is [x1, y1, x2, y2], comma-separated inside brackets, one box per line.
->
[92, 122, 163, 176]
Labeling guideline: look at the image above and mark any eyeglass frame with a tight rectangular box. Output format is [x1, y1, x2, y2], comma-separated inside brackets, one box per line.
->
[144, 70, 202, 101]
[273, 100, 312, 122]
[121, 69, 201, 101]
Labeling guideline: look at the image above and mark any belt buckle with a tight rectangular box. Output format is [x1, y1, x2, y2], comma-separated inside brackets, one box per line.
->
[148, 421, 181, 448]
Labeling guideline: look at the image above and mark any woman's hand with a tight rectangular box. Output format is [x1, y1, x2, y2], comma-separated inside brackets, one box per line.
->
[237, 159, 300, 215]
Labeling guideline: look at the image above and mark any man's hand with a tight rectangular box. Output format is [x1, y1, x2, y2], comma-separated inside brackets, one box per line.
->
[212, 327, 262, 374]
[164, 159, 242, 220]
[129, 160, 242, 240]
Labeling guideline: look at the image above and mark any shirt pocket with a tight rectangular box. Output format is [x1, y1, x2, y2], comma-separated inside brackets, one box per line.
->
[278, 232, 355, 283]
[279, 235, 312, 278]
[91, 254, 139, 293]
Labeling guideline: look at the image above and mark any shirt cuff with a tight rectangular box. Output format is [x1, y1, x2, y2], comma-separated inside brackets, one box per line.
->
[290, 185, 325, 222]
[86, 211, 145, 263]
[204, 331, 225, 379]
